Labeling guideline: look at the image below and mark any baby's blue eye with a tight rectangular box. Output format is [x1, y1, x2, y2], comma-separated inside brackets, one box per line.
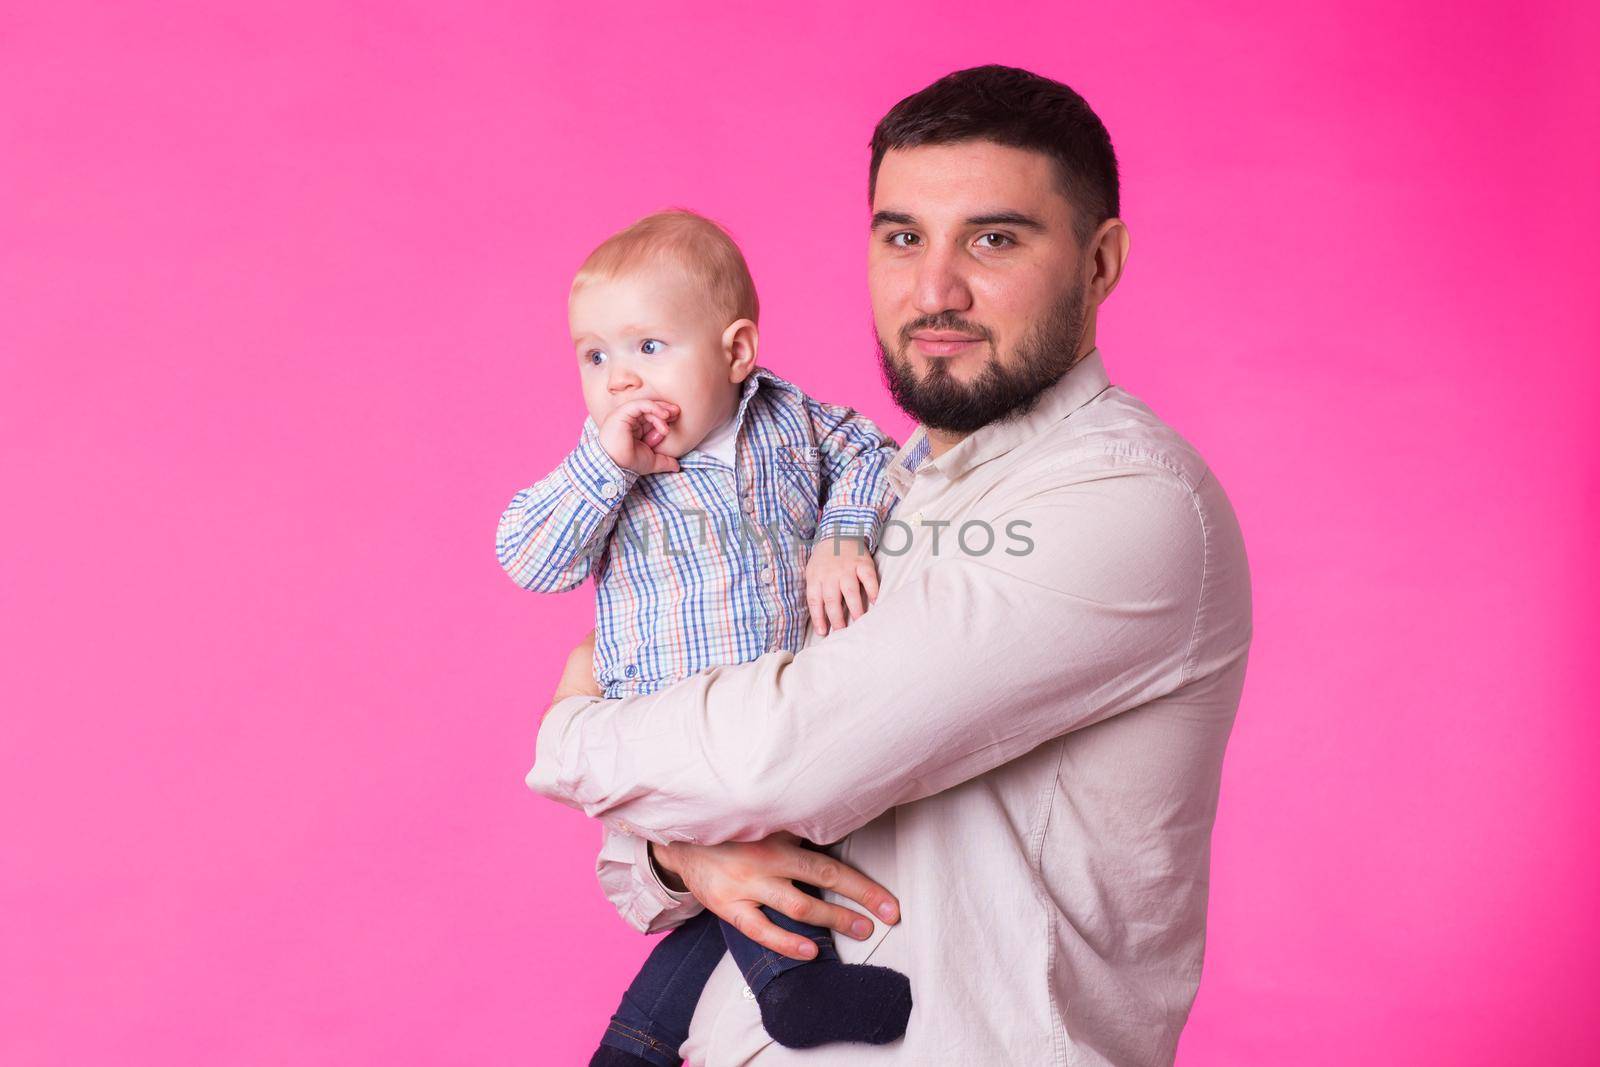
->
[640, 339, 664, 355]
[585, 349, 606, 367]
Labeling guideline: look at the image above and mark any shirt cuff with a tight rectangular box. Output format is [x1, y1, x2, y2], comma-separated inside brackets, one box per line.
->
[815, 505, 885, 552]
[598, 830, 704, 934]
[561, 429, 640, 512]
[632, 832, 695, 904]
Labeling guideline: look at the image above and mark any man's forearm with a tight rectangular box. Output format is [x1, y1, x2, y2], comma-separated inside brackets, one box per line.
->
[527, 477, 1209, 848]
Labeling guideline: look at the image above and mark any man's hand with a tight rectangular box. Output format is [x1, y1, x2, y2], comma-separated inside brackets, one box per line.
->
[651, 832, 901, 961]
[805, 536, 879, 636]
[598, 398, 681, 476]
[549, 629, 602, 707]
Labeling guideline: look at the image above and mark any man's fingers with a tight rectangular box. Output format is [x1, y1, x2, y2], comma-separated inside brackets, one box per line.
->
[724, 902, 818, 962]
[763, 885, 878, 941]
[791, 850, 901, 927]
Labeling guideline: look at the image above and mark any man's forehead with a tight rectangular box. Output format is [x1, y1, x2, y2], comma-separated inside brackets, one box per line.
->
[872, 141, 1065, 222]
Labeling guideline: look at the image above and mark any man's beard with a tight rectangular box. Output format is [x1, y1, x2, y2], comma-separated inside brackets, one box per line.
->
[876, 276, 1088, 435]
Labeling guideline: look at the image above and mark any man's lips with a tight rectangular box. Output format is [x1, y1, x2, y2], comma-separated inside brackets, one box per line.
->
[909, 332, 986, 357]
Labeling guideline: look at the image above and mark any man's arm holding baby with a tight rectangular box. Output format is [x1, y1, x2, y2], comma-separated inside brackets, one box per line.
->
[554, 630, 904, 960]
[530, 465, 1212, 845]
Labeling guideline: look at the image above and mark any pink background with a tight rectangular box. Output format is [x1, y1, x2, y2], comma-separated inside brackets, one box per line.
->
[4, 2, 1597, 1064]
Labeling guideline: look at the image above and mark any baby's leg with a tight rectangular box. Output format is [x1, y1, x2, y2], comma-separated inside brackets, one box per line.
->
[719, 881, 912, 1049]
[592, 909, 725, 1067]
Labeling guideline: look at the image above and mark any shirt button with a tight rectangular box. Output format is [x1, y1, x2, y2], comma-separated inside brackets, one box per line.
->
[741, 985, 755, 1000]
[598, 479, 618, 499]
[625, 664, 637, 678]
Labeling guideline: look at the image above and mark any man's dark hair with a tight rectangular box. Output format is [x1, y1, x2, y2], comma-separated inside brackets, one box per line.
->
[869, 65, 1120, 246]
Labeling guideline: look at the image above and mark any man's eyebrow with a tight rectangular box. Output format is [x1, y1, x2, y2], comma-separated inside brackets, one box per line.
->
[869, 210, 1048, 231]
[965, 211, 1047, 231]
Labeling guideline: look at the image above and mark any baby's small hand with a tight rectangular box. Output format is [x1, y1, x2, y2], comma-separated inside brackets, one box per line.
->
[599, 399, 680, 476]
[805, 537, 880, 636]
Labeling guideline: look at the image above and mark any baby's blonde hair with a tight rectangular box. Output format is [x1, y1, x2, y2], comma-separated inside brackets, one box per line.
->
[572, 208, 760, 326]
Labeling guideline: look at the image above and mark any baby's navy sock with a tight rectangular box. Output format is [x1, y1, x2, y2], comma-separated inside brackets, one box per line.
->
[752, 930, 912, 1049]
[756, 960, 913, 1048]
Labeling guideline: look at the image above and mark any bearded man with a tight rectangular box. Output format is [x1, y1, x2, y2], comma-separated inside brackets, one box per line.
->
[529, 64, 1253, 1067]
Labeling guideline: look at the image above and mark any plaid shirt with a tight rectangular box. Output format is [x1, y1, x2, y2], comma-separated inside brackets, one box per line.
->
[497, 368, 898, 698]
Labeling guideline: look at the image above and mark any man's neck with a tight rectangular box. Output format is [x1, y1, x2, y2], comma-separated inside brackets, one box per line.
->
[925, 428, 968, 460]
[923, 340, 1098, 461]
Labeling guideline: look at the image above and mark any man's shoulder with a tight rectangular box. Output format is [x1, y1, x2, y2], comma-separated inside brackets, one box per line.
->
[1002, 384, 1213, 498]
[1063, 385, 1210, 487]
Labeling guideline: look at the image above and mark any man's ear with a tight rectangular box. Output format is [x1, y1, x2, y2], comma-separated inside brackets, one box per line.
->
[1087, 218, 1130, 306]
[722, 319, 759, 383]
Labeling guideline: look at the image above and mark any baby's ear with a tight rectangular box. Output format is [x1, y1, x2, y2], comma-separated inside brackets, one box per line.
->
[722, 319, 759, 383]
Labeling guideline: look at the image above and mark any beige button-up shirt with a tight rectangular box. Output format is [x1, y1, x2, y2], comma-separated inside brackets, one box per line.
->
[529, 349, 1252, 1066]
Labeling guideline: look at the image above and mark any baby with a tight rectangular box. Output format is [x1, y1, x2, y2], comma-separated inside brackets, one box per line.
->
[496, 210, 913, 1066]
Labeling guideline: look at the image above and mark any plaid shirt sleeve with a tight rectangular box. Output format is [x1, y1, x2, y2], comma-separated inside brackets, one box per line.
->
[496, 423, 638, 593]
[806, 397, 899, 552]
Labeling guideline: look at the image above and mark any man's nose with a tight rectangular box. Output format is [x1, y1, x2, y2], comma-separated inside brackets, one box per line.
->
[912, 243, 974, 317]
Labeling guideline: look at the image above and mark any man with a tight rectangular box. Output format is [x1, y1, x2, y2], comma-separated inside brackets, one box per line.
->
[530, 64, 1251, 1065]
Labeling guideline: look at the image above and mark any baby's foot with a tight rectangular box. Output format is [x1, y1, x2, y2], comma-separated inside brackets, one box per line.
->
[756, 960, 913, 1048]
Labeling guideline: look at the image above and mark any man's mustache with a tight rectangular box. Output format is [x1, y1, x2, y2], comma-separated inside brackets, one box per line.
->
[898, 315, 993, 347]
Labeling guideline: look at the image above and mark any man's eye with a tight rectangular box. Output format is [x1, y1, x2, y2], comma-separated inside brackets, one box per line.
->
[640, 339, 665, 355]
[978, 233, 1014, 249]
[887, 232, 920, 248]
[585, 349, 606, 366]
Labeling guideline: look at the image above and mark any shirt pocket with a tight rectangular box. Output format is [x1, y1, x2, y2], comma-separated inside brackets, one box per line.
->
[772, 444, 823, 539]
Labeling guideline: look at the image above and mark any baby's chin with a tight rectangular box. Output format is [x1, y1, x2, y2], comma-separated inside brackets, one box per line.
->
[654, 426, 696, 459]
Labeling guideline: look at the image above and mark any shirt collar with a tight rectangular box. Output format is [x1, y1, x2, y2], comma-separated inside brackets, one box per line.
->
[885, 347, 1112, 495]
[677, 367, 784, 469]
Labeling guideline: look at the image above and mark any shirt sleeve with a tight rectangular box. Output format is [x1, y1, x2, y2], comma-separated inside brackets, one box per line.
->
[595, 825, 705, 934]
[527, 459, 1228, 847]
[496, 421, 638, 593]
[804, 398, 899, 552]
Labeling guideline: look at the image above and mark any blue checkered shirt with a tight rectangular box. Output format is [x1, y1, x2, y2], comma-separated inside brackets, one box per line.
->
[496, 368, 899, 698]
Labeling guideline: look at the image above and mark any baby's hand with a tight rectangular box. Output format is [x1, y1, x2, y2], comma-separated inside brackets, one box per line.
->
[599, 399, 680, 476]
[805, 536, 880, 636]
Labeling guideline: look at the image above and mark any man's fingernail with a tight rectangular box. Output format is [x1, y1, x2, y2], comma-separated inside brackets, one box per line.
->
[799, 942, 817, 958]
[878, 902, 897, 920]
[851, 918, 872, 938]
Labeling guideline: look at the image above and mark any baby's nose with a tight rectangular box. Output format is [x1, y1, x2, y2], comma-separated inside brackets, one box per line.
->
[607, 369, 642, 393]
